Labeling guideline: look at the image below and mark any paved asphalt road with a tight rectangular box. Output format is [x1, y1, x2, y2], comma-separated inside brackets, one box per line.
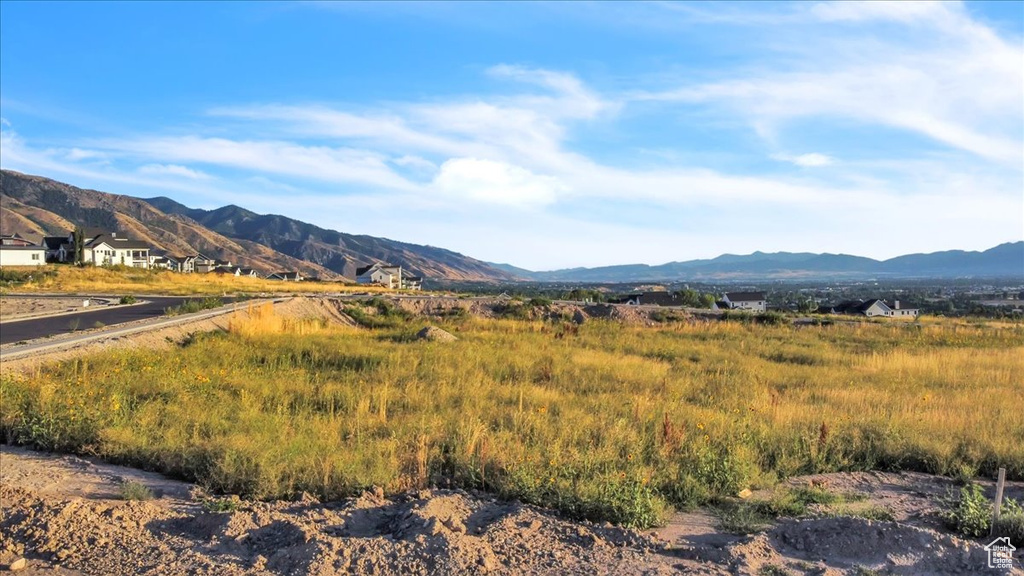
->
[0, 297, 199, 345]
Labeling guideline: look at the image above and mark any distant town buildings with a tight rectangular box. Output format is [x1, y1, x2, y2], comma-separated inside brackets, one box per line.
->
[612, 292, 683, 306]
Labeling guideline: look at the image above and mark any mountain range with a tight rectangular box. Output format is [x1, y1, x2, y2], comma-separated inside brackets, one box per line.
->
[490, 243, 1024, 282]
[1, 169, 1020, 283]
[0, 170, 515, 281]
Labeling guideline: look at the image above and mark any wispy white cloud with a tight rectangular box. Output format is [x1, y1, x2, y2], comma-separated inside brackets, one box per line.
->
[431, 157, 566, 208]
[95, 136, 419, 191]
[137, 163, 211, 179]
[65, 148, 107, 162]
[772, 152, 835, 167]
[637, 1, 1023, 164]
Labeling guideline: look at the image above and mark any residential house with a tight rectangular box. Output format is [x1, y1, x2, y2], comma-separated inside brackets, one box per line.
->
[355, 263, 419, 289]
[354, 263, 422, 290]
[213, 266, 242, 277]
[401, 269, 423, 291]
[175, 255, 197, 274]
[194, 255, 222, 273]
[239, 268, 260, 278]
[0, 234, 36, 246]
[267, 271, 303, 281]
[0, 235, 46, 267]
[356, 263, 403, 289]
[612, 292, 683, 306]
[42, 236, 66, 262]
[830, 299, 919, 318]
[148, 250, 179, 270]
[721, 291, 767, 312]
[56, 230, 151, 268]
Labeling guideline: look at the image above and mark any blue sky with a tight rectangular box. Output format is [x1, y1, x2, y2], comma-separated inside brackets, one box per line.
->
[1, 1, 1022, 270]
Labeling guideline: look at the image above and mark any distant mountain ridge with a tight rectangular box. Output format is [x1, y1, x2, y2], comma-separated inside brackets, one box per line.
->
[496, 243, 1024, 282]
[0, 170, 515, 281]
[143, 196, 515, 281]
[3, 170, 1019, 283]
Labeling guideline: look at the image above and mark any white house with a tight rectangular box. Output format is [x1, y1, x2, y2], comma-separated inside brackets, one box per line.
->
[401, 269, 423, 291]
[82, 233, 151, 268]
[831, 299, 919, 318]
[54, 230, 151, 268]
[356, 263, 401, 289]
[0, 242, 46, 266]
[889, 300, 919, 318]
[355, 262, 421, 290]
[722, 291, 767, 312]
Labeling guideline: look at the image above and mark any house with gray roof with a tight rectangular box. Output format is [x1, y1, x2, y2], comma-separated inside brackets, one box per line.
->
[722, 291, 767, 312]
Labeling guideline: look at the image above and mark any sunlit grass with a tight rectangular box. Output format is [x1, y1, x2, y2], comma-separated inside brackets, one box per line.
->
[2, 303, 1021, 528]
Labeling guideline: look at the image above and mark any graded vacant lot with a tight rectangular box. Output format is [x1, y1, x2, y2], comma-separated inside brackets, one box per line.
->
[3, 298, 1021, 532]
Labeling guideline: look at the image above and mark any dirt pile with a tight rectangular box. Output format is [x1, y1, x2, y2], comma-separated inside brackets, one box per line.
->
[416, 326, 457, 342]
[3, 447, 1021, 575]
[272, 297, 358, 327]
[0, 447, 678, 575]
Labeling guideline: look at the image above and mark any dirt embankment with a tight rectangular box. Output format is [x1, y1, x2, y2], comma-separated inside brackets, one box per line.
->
[2, 448, 1021, 575]
[389, 296, 693, 325]
[0, 297, 359, 374]
[0, 447, 674, 576]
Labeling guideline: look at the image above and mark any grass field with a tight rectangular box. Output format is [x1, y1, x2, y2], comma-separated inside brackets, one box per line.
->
[2, 300, 1022, 528]
[0, 265, 387, 296]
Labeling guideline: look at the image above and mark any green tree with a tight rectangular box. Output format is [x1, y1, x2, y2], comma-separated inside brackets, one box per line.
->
[796, 298, 818, 313]
[73, 227, 85, 265]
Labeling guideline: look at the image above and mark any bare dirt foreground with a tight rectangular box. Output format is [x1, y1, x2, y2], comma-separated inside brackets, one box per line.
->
[1, 447, 1020, 575]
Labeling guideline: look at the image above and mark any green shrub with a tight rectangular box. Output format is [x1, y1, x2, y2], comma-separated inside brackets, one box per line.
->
[717, 502, 773, 534]
[119, 295, 137, 305]
[120, 480, 154, 501]
[203, 497, 240, 513]
[164, 297, 223, 316]
[994, 499, 1024, 546]
[493, 302, 532, 320]
[942, 483, 994, 537]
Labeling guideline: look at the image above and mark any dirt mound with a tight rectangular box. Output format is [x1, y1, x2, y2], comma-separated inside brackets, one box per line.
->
[0, 446, 675, 575]
[4, 446, 1021, 575]
[766, 517, 987, 573]
[416, 326, 457, 342]
[273, 297, 358, 327]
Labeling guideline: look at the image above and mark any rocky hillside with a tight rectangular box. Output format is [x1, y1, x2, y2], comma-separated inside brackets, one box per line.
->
[144, 196, 516, 281]
[0, 170, 514, 281]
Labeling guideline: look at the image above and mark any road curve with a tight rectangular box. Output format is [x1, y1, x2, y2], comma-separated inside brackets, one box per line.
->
[1, 297, 196, 345]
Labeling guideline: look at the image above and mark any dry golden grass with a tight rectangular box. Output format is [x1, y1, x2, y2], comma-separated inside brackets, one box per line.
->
[4, 265, 387, 296]
[2, 301, 1021, 527]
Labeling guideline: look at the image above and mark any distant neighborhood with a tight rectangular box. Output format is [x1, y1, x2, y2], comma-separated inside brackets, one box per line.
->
[0, 229, 423, 289]
[611, 289, 921, 317]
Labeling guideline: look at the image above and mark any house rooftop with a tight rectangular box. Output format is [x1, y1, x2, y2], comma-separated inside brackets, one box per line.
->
[725, 291, 766, 302]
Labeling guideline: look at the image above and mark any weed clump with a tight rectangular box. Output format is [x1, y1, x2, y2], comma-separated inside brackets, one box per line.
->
[942, 483, 1024, 544]
[119, 481, 153, 501]
[164, 297, 224, 316]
